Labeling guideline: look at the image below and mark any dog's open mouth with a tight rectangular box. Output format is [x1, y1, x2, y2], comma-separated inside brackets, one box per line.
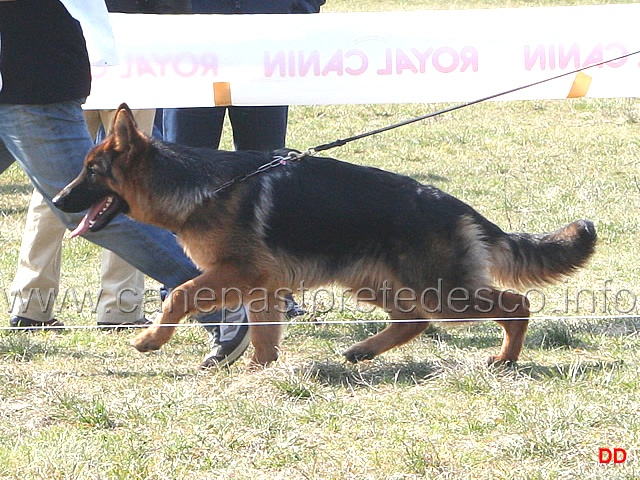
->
[70, 195, 126, 238]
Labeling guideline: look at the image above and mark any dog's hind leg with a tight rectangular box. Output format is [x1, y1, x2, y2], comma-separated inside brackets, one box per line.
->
[440, 288, 530, 364]
[342, 288, 530, 365]
[340, 279, 431, 363]
[343, 311, 431, 363]
[483, 290, 530, 365]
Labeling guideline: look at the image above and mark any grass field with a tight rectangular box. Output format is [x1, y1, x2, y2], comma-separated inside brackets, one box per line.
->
[1, 1, 640, 479]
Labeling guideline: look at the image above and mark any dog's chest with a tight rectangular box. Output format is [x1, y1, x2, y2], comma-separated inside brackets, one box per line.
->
[177, 229, 227, 270]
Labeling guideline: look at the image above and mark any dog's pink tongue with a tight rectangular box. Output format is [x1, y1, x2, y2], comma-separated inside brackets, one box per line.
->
[69, 199, 108, 238]
[70, 214, 92, 238]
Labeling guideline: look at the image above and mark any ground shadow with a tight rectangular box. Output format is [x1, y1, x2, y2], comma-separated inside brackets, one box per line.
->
[299, 358, 443, 388]
[513, 359, 625, 381]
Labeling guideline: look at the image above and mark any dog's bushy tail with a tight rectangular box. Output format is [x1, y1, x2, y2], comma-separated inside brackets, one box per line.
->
[490, 219, 597, 288]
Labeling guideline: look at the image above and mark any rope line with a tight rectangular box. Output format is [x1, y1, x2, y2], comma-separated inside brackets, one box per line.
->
[1, 314, 639, 331]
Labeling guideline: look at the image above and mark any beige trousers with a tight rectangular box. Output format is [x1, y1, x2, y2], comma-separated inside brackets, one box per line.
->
[10, 109, 155, 324]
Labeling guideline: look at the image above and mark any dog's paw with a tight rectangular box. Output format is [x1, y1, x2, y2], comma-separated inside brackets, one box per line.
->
[130, 330, 163, 353]
[487, 355, 516, 368]
[343, 345, 376, 363]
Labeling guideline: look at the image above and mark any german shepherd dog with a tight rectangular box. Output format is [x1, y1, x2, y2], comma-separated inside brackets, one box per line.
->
[54, 104, 596, 368]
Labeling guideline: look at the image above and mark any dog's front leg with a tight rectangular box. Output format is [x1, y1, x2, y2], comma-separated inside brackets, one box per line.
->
[131, 268, 242, 353]
[130, 279, 203, 352]
[247, 295, 286, 369]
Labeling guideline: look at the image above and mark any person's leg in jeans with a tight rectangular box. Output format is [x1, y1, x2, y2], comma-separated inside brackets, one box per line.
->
[228, 106, 288, 151]
[162, 107, 226, 148]
[0, 100, 247, 367]
[0, 141, 15, 175]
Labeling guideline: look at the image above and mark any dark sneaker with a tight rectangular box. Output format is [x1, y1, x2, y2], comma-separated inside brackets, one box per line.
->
[159, 285, 169, 302]
[97, 317, 152, 332]
[10, 316, 64, 332]
[284, 294, 305, 318]
[201, 306, 250, 369]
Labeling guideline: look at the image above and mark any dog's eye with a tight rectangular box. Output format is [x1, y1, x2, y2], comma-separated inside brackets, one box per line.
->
[87, 165, 98, 175]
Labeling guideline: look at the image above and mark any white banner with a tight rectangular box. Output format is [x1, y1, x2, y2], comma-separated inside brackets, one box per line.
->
[84, 4, 640, 109]
[61, 0, 118, 66]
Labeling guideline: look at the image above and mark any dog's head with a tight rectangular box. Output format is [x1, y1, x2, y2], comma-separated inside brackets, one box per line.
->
[53, 103, 148, 237]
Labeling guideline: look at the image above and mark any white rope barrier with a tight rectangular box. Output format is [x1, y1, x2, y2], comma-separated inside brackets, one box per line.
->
[1, 314, 638, 332]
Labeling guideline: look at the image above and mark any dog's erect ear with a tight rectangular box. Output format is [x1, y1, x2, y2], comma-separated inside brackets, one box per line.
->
[111, 103, 146, 154]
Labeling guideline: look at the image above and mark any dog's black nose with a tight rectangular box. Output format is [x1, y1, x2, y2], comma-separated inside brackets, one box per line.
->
[52, 194, 64, 209]
[52, 191, 72, 211]
[51, 186, 88, 213]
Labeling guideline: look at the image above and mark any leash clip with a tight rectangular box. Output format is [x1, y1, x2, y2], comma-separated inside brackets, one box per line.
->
[286, 149, 313, 162]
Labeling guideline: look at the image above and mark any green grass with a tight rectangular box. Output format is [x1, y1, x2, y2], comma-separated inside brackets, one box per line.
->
[1, 1, 640, 479]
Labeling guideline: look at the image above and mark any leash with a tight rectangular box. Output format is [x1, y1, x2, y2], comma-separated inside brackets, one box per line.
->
[211, 49, 640, 196]
[211, 151, 302, 197]
[308, 49, 640, 155]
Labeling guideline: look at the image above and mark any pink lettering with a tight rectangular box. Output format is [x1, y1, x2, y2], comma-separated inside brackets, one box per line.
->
[604, 43, 628, 67]
[288, 51, 297, 77]
[459, 46, 478, 72]
[378, 46, 474, 75]
[321, 50, 344, 76]
[344, 49, 367, 75]
[137, 56, 157, 77]
[396, 48, 418, 74]
[432, 47, 458, 73]
[264, 51, 286, 77]
[265, 50, 355, 77]
[298, 50, 321, 76]
[582, 44, 604, 68]
[558, 44, 580, 69]
[199, 52, 218, 76]
[524, 45, 546, 70]
[91, 66, 108, 79]
[172, 53, 199, 77]
[411, 47, 433, 73]
[377, 48, 393, 75]
[548, 45, 556, 70]
[119, 57, 134, 78]
[115, 53, 218, 78]
[150, 55, 173, 76]
[525, 43, 629, 71]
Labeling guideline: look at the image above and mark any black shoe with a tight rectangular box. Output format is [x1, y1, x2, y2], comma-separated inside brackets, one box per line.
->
[285, 294, 305, 319]
[10, 316, 64, 332]
[201, 306, 250, 369]
[97, 317, 152, 332]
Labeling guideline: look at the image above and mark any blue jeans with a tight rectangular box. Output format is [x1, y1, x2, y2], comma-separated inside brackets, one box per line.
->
[161, 106, 288, 151]
[0, 100, 200, 290]
[0, 140, 14, 175]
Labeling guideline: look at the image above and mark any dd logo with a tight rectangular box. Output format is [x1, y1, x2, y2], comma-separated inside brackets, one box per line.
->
[599, 448, 627, 464]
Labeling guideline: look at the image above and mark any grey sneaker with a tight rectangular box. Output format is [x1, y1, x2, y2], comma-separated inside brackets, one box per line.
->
[201, 306, 250, 369]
